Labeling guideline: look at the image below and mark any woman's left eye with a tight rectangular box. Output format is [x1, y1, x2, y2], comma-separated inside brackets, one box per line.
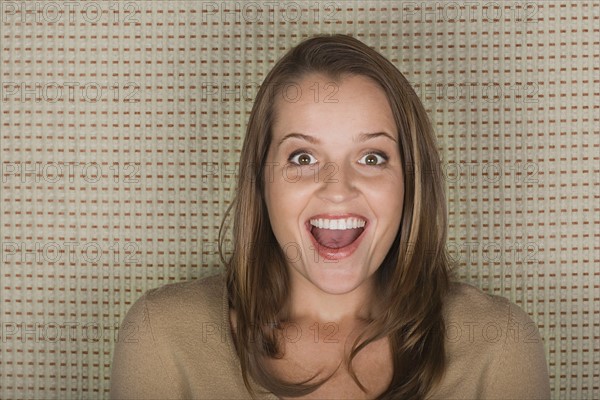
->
[358, 152, 388, 166]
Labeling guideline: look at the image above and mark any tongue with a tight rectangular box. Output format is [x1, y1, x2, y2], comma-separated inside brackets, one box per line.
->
[311, 227, 364, 249]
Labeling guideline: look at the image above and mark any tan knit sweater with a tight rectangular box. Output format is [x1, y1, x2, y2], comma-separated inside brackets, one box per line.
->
[109, 274, 551, 399]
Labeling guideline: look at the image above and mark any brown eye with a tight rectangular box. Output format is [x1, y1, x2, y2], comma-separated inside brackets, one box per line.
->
[299, 154, 311, 165]
[359, 152, 388, 166]
[289, 152, 317, 165]
[365, 154, 378, 165]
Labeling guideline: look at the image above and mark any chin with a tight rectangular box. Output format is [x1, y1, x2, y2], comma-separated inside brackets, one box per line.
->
[303, 265, 372, 295]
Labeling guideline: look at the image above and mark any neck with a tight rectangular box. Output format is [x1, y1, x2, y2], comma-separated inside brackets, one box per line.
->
[286, 270, 378, 325]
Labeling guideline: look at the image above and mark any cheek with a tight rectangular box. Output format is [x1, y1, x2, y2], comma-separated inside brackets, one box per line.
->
[264, 175, 320, 238]
[266, 165, 316, 196]
[368, 176, 404, 221]
[263, 172, 306, 223]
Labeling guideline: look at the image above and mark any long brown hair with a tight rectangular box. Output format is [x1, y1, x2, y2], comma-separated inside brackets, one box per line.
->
[218, 34, 452, 399]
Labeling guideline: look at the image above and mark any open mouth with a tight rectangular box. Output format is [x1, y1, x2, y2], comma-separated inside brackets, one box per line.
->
[307, 215, 367, 250]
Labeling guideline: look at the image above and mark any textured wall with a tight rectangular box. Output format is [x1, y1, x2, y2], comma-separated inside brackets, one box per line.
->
[0, 1, 598, 398]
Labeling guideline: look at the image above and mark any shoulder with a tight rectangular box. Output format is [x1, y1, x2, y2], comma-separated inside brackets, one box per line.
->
[444, 282, 537, 344]
[442, 281, 543, 356]
[137, 273, 227, 328]
[110, 273, 237, 398]
[143, 273, 225, 310]
[444, 281, 518, 326]
[117, 273, 227, 342]
[115, 272, 231, 368]
[433, 281, 551, 399]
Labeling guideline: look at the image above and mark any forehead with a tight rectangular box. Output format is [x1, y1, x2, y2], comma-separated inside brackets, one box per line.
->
[271, 73, 397, 137]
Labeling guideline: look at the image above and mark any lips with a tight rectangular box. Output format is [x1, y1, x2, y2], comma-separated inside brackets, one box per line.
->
[305, 214, 369, 260]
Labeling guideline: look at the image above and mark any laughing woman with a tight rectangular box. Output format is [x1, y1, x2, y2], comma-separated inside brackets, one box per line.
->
[110, 34, 551, 399]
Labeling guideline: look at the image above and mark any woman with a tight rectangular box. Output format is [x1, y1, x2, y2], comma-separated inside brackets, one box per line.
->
[110, 34, 551, 399]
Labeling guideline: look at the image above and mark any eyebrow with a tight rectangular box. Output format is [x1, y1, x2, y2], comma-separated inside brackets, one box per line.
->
[277, 131, 397, 148]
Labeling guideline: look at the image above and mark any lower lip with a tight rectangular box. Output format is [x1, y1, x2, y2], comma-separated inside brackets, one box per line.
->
[305, 222, 368, 261]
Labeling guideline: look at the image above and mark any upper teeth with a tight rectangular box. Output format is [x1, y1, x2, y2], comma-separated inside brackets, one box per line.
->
[309, 217, 366, 230]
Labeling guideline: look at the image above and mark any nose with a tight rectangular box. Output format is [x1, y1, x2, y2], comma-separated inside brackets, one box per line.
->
[316, 161, 359, 203]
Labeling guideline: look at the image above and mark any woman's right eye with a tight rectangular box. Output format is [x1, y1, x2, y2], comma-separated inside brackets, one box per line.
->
[288, 151, 317, 166]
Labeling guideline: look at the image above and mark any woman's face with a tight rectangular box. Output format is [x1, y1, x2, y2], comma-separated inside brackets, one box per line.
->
[263, 73, 404, 295]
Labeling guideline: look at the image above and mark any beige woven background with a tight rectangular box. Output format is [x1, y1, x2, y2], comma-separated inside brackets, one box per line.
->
[1, 0, 598, 398]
